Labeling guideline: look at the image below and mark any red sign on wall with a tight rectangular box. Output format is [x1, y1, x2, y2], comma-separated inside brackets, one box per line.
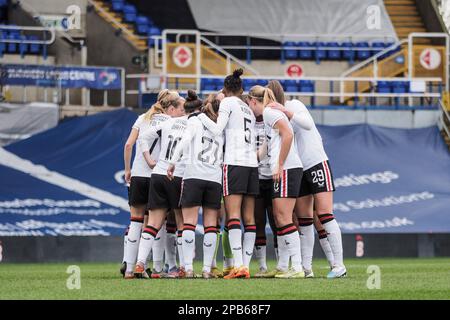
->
[286, 64, 303, 77]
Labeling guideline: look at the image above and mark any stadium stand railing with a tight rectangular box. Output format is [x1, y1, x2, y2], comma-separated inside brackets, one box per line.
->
[0, 24, 55, 59]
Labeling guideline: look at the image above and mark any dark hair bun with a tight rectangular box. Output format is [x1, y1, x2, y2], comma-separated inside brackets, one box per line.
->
[233, 68, 243, 78]
[186, 89, 198, 101]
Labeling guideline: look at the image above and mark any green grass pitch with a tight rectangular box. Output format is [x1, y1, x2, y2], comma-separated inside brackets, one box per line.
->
[0, 258, 449, 299]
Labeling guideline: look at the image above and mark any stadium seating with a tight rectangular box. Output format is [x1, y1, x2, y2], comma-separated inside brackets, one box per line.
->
[282, 40, 395, 63]
[105, 0, 162, 47]
[0, 25, 46, 57]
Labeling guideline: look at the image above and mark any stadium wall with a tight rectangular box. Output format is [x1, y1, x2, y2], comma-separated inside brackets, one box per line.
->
[85, 7, 143, 107]
[1, 234, 450, 263]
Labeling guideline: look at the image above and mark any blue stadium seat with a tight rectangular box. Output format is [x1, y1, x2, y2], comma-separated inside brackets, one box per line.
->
[256, 79, 267, 87]
[201, 78, 216, 91]
[341, 42, 355, 62]
[371, 41, 385, 57]
[355, 42, 370, 60]
[111, 0, 124, 12]
[0, 0, 8, 6]
[28, 35, 41, 54]
[123, 4, 137, 23]
[7, 33, 19, 53]
[392, 81, 409, 93]
[284, 41, 297, 59]
[243, 79, 257, 91]
[298, 41, 313, 59]
[376, 81, 391, 93]
[284, 80, 299, 92]
[327, 42, 341, 60]
[299, 80, 314, 92]
[19, 35, 28, 57]
[135, 16, 150, 35]
[314, 42, 327, 61]
[0, 32, 5, 56]
[213, 78, 223, 90]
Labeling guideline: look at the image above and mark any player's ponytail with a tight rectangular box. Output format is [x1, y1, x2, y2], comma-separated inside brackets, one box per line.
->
[262, 88, 276, 107]
[184, 89, 203, 114]
[202, 93, 220, 122]
[223, 68, 243, 96]
[267, 80, 286, 105]
[145, 90, 181, 121]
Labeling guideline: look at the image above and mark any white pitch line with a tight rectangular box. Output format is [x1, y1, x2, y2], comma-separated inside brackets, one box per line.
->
[0, 148, 130, 211]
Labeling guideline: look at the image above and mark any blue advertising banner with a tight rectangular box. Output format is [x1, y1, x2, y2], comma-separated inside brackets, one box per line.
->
[0, 109, 449, 236]
[0, 64, 122, 89]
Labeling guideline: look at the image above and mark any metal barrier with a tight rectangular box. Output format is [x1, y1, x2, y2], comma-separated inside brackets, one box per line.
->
[126, 72, 442, 108]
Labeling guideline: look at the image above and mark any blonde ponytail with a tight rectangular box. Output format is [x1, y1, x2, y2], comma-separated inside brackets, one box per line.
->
[143, 89, 179, 121]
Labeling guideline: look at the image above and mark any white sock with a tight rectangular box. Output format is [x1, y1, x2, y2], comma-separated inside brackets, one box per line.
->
[182, 225, 196, 272]
[274, 235, 279, 262]
[299, 220, 314, 271]
[165, 224, 178, 270]
[242, 225, 256, 268]
[122, 226, 129, 263]
[124, 219, 143, 272]
[203, 227, 218, 273]
[136, 226, 159, 265]
[276, 234, 289, 272]
[319, 214, 344, 268]
[319, 235, 335, 268]
[254, 238, 267, 271]
[227, 219, 243, 268]
[152, 224, 166, 272]
[284, 231, 303, 272]
[211, 229, 220, 269]
[177, 230, 185, 268]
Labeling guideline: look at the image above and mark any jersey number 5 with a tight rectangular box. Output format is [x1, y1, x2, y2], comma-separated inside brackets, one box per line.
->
[244, 118, 252, 144]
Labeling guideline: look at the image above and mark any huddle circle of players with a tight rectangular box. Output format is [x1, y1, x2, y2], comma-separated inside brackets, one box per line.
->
[122, 69, 347, 279]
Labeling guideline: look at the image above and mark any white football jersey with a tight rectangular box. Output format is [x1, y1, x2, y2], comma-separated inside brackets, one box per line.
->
[198, 96, 258, 167]
[255, 120, 272, 179]
[131, 113, 170, 178]
[263, 107, 302, 172]
[285, 100, 328, 170]
[139, 116, 188, 177]
[181, 116, 224, 184]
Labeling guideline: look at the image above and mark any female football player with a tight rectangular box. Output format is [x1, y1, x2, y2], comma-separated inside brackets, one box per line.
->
[267, 80, 346, 279]
[167, 90, 224, 279]
[247, 85, 305, 278]
[133, 92, 186, 278]
[122, 89, 173, 279]
[196, 69, 258, 279]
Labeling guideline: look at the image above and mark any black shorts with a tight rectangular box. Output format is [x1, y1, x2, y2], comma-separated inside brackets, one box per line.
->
[222, 164, 259, 196]
[180, 178, 222, 209]
[299, 160, 336, 197]
[148, 174, 182, 210]
[272, 168, 303, 198]
[128, 176, 151, 207]
[257, 179, 273, 208]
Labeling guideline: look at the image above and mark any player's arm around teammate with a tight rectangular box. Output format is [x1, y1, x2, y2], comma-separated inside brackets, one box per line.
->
[268, 80, 346, 278]
[196, 70, 259, 279]
[248, 85, 305, 279]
